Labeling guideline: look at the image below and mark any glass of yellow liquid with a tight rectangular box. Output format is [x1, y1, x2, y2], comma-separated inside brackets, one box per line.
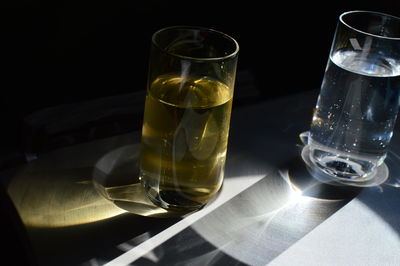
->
[139, 26, 239, 213]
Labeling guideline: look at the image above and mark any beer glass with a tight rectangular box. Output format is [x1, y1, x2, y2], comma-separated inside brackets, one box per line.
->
[139, 26, 239, 212]
[307, 11, 400, 182]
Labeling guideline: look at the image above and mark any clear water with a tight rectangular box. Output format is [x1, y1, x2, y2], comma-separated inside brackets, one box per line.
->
[309, 49, 400, 179]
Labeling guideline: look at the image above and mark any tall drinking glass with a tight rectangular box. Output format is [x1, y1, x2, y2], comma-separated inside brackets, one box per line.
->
[307, 11, 400, 182]
[139, 26, 239, 212]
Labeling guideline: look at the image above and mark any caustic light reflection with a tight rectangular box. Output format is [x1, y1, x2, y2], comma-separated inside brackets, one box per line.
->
[7, 166, 127, 228]
[189, 169, 349, 266]
[6, 143, 177, 228]
[279, 169, 304, 204]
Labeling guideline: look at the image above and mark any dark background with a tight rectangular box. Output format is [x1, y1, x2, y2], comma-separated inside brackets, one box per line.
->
[1, 1, 400, 152]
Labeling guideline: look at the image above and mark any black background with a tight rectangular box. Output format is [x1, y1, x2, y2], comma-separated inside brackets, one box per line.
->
[2, 1, 399, 109]
[1, 1, 400, 149]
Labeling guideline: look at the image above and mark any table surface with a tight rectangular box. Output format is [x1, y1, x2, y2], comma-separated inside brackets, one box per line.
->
[3, 90, 400, 266]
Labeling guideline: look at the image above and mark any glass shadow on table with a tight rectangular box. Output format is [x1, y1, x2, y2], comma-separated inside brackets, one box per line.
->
[130, 139, 400, 265]
[92, 143, 198, 218]
[5, 136, 183, 266]
[129, 146, 363, 265]
[131, 157, 361, 265]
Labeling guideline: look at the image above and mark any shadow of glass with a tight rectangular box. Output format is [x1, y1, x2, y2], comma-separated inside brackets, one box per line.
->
[353, 149, 400, 236]
[298, 136, 400, 237]
[92, 144, 208, 218]
[5, 140, 183, 265]
[284, 153, 362, 202]
[298, 131, 400, 237]
[142, 149, 364, 266]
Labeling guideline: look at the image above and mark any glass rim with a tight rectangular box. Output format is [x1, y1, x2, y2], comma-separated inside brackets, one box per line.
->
[151, 25, 239, 62]
[340, 10, 400, 40]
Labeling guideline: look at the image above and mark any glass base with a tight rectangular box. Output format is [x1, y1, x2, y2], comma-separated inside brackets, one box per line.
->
[310, 150, 375, 181]
[301, 144, 389, 187]
[144, 185, 207, 214]
[140, 168, 222, 214]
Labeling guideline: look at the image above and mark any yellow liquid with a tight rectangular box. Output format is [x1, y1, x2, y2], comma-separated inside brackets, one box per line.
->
[140, 74, 233, 211]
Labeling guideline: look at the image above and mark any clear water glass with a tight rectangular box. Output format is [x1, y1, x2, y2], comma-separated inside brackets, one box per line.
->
[307, 11, 400, 182]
